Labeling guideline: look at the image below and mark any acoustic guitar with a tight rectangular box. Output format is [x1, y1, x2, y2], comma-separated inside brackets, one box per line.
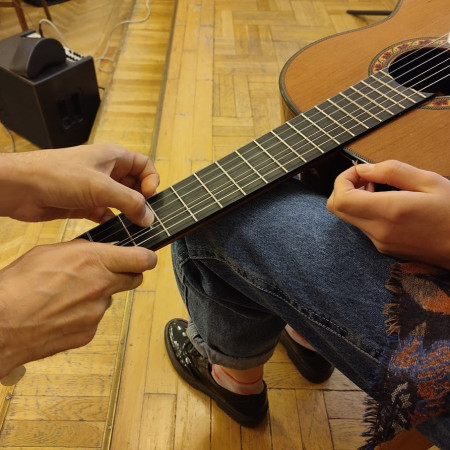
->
[78, 0, 449, 250]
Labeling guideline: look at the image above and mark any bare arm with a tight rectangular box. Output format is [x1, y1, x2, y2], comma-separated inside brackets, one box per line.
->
[0, 143, 160, 377]
[0, 240, 157, 378]
[0, 143, 160, 225]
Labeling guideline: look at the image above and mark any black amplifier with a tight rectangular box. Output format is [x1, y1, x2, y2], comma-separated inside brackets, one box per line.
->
[0, 30, 100, 148]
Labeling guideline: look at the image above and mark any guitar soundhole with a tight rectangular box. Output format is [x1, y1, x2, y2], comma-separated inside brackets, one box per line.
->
[388, 47, 450, 96]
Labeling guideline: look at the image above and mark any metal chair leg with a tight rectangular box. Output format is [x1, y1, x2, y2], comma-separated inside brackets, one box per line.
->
[40, 0, 52, 21]
[0, 0, 53, 31]
[346, 10, 392, 16]
[12, 0, 29, 30]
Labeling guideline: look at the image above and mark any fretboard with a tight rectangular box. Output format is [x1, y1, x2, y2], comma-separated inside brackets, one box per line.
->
[78, 70, 433, 250]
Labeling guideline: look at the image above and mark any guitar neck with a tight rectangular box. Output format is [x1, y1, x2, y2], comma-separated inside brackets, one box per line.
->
[78, 70, 433, 250]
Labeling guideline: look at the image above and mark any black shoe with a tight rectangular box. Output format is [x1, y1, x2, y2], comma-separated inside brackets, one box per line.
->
[164, 318, 268, 427]
[279, 329, 335, 383]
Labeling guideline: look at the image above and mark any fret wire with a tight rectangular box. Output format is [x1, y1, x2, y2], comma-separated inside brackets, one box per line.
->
[289, 114, 331, 150]
[226, 149, 266, 184]
[156, 181, 208, 222]
[285, 121, 323, 156]
[128, 77, 428, 246]
[161, 161, 271, 233]
[338, 91, 383, 122]
[156, 204, 201, 231]
[235, 149, 268, 183]
[375, 71, 428, 99]
[145, 177, 251, 241]
[269, 129, 311, 162]
[156, 99, 386, 230]
[122, 133, 302, 244]
[146, 200, 171, 237]
[170, 186, 198, 222]
[373, 74, 426, 103]
[182, 167, 232, 218]
[327, 98, 369, 130]
[302, 111, 342, 144]
[90, 217, 136, 243]
[218, 152, 263, 194]
[151, 162, 251, 237]
[114, 87, 430, 250]
[138, 76, 430, 241]
[139, 146, 291, 241]
[265, 130, 317, 170]
[349, 86, 394, 116]
[100, 73, 433, 249]
[193, 172, 224, 208]
[124, 132, 323, 246]
[252, 139, 289, 173]
[117, 221, 163, 248]
[314, 104, 355, 137]
[360, 79, 405, 110]
[118, 215, 137, 246]
[226, 155, 266, 193]
[215, 161, 247, 195]
[144, 77, 421, 233]
[84, 231, 94, 242]
[234, 138, 294, 185]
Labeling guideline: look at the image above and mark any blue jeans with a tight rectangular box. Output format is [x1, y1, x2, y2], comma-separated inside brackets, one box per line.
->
[171, 179, 449, 448]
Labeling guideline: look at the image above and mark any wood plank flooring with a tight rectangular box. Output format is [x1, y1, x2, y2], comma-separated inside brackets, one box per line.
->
[2, 1, 439, 449]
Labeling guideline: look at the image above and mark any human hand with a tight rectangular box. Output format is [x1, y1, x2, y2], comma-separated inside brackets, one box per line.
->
[326, 160, 450, 270]
[0, 143, 159, 226]
[0, 239, 157, 378]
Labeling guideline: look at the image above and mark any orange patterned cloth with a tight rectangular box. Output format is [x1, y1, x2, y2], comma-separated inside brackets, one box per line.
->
[363, 262, 450, 448]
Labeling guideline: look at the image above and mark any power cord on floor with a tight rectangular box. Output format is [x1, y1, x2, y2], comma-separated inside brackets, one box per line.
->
[38, 17, 70, 47]
[2, 1, 151, 152]
[38, 0, 151, 73]
[95, 0, 151, 72]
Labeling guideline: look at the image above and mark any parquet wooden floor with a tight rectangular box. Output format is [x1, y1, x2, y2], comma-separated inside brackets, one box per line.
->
[1, 1, 439, 449]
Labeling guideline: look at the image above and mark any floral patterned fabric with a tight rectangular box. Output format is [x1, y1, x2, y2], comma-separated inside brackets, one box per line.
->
[363, 262, 450, 448]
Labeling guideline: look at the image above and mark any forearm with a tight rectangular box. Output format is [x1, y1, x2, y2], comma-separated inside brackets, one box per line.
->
[0, 240, 157, 377]
[0, 153, 42, 219]
[0, 145, 158, 225]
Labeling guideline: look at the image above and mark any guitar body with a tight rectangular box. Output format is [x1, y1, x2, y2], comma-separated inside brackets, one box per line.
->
[280, 0, 450, 176]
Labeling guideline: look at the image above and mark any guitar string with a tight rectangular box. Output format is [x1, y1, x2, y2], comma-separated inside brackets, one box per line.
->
[125, 33, 450, 228]
[113, 93, 445, 248]
[382, 33, 450, 84]
[110, 38, 450, 248]
[88, 34, 450, 247]
[125, 45, 449, 244]
[111, 36, 450, 248]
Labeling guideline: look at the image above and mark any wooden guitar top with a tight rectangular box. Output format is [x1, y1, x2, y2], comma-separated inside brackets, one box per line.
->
[280, 0, 450, 175]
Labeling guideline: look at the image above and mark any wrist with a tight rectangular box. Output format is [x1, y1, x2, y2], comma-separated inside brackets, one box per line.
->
[0, 287, 28, 378]
[0, 299, 15, 378]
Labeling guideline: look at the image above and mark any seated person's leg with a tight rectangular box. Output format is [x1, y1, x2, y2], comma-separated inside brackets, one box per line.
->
[165, 178, 449, 447]
[169, 179, 394, 387]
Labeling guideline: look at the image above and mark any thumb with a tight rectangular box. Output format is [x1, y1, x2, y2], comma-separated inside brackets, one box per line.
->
[90, 242, 158, 274]
[94, 175, 154, 227]
[355, 160, 436, 192]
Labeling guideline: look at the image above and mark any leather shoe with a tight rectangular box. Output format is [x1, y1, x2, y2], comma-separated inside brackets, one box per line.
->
[164, 318, 268, 427]
[280, 329, 334, 383]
